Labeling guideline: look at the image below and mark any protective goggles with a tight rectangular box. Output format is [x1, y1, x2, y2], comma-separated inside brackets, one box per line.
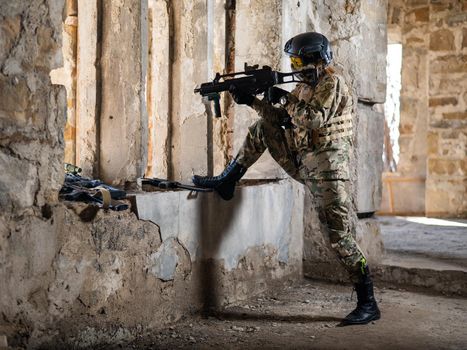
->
[290, 56, 305, 70]
[289, 52, 323, 70]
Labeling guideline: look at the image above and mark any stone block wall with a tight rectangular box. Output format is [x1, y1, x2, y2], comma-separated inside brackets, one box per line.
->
[384, 0, 466, 217]
[426, 1, 467, 217]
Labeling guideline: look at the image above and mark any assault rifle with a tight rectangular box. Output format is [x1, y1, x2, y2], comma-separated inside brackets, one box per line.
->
[194, 63, 312, 118]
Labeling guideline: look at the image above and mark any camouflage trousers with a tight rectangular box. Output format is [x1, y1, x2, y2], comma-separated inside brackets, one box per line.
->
[237, 118, 367, 282]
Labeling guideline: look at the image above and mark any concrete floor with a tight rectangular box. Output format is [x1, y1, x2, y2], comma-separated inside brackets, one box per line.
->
[378, 216, 467, 261]
[80, 217, 467, 349]
[93, 280, 467, 350]
[374, 216, 467, 296]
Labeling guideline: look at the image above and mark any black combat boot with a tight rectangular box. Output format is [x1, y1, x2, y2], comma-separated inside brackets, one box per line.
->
[192, 159, 247, 201]
[341, 265, 381, 326]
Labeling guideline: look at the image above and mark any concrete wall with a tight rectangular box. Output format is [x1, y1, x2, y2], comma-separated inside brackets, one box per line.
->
[0, 0, 388, 347]
[1, 185, 303, 348]
[136, 180, 303, 273]
[0, 1, 303, 347]
[296, 0, 387, 280]
[99, 0, 148, 184]
[382, 0, 467, 217]
[0, 0, 66, 215]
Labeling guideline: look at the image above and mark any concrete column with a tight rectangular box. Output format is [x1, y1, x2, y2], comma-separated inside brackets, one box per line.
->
[210, 0, 229, 175]
[301, 0, 387, 280]
[355, 104, 385, 213]
[170, 1, 209, 182]
[99, 0, 148, 185]
[76, 0, 98, 177]
[234, 0, 285, 179]
[62, 0, 78, 165]
[145, 0, 170, 179]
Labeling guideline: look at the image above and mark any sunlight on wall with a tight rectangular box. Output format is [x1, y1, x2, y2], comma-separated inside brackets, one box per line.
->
[383, 43, 402, 172]
[399, 216, 467, 228]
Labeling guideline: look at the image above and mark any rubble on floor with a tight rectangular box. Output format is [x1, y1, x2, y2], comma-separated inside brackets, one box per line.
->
[87, 280, 467, 350]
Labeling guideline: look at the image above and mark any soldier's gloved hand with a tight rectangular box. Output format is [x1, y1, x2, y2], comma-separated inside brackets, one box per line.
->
[278, 110, 295, 129]
[229, 86, 254, 106]
[266, 86, 289, 104]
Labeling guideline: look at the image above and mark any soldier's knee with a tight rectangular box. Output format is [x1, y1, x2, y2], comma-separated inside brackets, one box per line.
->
[321, 204, 348, 232]
[248, 119, 265, 137]
[249, 118, 279, 140]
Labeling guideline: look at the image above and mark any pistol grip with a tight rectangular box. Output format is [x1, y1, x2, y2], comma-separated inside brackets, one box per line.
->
[207, 93, 222, 118]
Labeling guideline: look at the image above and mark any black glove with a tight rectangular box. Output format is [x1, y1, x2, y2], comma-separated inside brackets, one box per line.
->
[266, 86, 288, 104]
[280, 113, 294, 129]
[229, 86, 254, 106]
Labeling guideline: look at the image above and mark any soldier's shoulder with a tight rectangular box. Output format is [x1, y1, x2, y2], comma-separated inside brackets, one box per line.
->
[318, 72, 339, 90]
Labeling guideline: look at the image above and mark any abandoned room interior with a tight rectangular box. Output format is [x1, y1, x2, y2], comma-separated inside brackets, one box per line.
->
[0, 0, 466, 349]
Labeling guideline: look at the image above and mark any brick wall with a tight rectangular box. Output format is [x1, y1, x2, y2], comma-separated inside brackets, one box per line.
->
[426, 0, 467, 217]
[383, 0, 466, 217]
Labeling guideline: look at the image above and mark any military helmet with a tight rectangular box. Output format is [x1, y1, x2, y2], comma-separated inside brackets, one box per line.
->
[284, 32, 333, 68]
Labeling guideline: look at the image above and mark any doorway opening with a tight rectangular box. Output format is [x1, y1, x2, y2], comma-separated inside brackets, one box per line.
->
[383, 43, 402, 173]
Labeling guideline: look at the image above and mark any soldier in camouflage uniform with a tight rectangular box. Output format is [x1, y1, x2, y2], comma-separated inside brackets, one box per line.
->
[193, 32, 380, 326]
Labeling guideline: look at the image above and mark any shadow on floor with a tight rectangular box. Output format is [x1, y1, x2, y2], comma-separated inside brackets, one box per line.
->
[215, 310, 342, 323]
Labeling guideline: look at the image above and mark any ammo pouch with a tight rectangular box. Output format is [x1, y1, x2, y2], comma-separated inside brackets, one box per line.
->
[312, 113, 353, 146]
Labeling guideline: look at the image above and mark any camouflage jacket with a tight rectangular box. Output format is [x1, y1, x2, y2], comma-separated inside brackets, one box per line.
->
[252, 71, 354, 180]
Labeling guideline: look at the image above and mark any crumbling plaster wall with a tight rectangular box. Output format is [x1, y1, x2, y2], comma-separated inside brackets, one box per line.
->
[382, 0, 467, 217]
[99, 0, 148, 184]
[193, 0, 386, 281]
[0, 0, 66, 217]
[287, 0, 388, 280]
[0, 0, 390, 347]
[0, 1, 304, 348]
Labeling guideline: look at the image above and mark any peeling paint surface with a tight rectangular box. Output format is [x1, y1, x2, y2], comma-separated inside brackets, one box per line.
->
[148, 238, 180, 281]
[136, 180, 305, 271]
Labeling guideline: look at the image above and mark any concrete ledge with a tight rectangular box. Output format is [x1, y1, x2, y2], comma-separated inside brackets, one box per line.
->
[374, 252, 467, 296]
[1, 180, 305, 348]
[135, 179, 305, 273]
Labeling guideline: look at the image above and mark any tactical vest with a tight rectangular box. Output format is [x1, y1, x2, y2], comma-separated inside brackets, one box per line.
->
[312, 73, 353, 146]
[312, 112, 353, 145]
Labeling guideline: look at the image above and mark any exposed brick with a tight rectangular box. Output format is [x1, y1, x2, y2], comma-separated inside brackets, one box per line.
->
[463, 28, 467, 49]
[429, 29, 455, 51]
[446, 13, 467, 26]
[428, 159, 466, 176]
[406, 7, 430, 22]
[406, 36, 425, 45]
[408, 0, 428, 6]
[430, 55, 467, 74]
[427, 131, 439, 155]
[442, 111, 467, 120]
[390, 6, 403, 25]
[430, 75, 467, 96]
[430, 2, 453, 12]
[440, 130, 461, 139]
[430, 119, 467, 128]
[399, 123, 415, 134]
[429, 97, 458, 107]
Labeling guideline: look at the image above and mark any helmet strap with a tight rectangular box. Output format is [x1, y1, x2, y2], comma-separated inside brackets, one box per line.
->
[299, 64, 324, 87]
